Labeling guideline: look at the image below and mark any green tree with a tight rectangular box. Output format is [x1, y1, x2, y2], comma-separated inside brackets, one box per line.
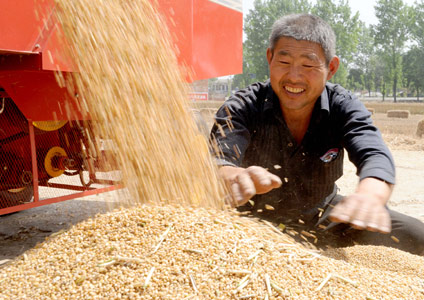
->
[354, 24, 376, 96]
[373, 0, 410, 102]
[372, 52, 390, 101]
[311, 0, 361, 86]
[243, 0, 311, 83]
[404, 1, 424, 100]
[347, 68, 364, 92]
[232, 60, 254, 90]
[403, 47, 424, 100]
[410, 0, 424, 49]
[365, 54, 382, 97]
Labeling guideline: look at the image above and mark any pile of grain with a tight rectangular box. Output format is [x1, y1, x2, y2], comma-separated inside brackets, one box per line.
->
[324, 245, 424, 278]
[1, 205, 423, 299]
[54, 0, 225, 209]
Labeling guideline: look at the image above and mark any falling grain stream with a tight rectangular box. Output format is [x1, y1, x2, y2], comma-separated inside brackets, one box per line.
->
[0, 0, 423, 299]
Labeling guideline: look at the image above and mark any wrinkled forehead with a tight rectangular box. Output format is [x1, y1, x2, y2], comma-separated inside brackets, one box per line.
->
[272, 37, 327, 61]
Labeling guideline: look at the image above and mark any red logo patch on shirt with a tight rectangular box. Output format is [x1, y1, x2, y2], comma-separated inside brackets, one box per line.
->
[320, 148, 339, 163]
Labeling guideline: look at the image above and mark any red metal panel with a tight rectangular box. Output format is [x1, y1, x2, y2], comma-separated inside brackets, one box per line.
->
[0, 71, 83, 121]
[0, 0, 242, 80]
[155, 0, 194, 79]
[192, 0, 243, 80]
[0, 0, 47, 52]
[40, 23, 74, 72]
[155, 0, 242, 81]
[0, 0, 73, 72]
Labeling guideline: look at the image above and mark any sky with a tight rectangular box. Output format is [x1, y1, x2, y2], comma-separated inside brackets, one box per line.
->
[243, 0, 416, 25]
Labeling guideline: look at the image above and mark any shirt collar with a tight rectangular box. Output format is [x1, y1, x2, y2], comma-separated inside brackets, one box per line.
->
[263, 80, 281, 113]
[263, 80, 277, 112]
[319, 85, 330, 114]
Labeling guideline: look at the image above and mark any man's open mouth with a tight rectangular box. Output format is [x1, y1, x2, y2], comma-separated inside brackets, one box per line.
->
[285, 86, 305, 93]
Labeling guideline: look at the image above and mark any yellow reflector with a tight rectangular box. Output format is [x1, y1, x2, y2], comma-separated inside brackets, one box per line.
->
[33, 121, 68, 131]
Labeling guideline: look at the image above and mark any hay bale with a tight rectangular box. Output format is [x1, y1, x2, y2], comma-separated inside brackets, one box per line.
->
[387, 110, 410, 118]
[416, 119, 424, 137]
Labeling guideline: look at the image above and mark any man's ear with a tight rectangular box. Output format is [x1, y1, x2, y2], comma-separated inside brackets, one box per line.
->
[266, 48, 273, 65]
[327, 56, 340, 80]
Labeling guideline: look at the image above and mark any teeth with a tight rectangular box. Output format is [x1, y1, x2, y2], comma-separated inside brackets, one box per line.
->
[285, 86, 304, 93]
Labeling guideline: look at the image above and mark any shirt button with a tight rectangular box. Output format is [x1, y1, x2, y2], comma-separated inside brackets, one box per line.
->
[288, 142, 293, 147]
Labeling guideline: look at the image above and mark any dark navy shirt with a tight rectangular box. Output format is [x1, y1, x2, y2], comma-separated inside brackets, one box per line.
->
[211, 80, 395, 218]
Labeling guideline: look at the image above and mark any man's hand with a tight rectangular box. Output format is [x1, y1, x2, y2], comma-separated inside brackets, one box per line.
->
[218, 165, 282, 207]
[329, 177, 393, 233]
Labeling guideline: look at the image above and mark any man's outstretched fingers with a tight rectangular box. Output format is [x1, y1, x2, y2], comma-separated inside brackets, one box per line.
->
[246, 166, 271, 186]
[329, 199, 351, 223]
[246, 166, 282, 194]
[374, 208, 391, 233]
[365, 211, 382, 232]
[364, 207, 390, 233]
[329, 195, 392, 234]
[221, 166, 281, 207]
[236, 172, 256, 202]
[269, 174, 283, 188]
[349, 206, 369, 230]
[230, 181, 243, 205]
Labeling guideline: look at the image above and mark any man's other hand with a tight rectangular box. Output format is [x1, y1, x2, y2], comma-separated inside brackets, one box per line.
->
[329, 177, 393, 234]
[218, 165, 282, 207]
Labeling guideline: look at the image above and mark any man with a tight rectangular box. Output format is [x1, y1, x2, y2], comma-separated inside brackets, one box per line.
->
[210, 14, 424, 255]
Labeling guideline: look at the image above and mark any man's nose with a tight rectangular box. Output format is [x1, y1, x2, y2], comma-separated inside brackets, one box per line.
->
[286, 65, 303, 80]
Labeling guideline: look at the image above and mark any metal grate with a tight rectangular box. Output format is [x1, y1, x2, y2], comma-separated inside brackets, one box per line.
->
[0, 95, 121, 213]
[0, 97, 33, 209]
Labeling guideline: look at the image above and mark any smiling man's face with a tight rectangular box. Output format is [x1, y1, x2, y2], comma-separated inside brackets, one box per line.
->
[267, 37, 339, 114]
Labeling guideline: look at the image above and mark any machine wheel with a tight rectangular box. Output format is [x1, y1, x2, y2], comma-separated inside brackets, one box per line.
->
[0, 186, 34, 209]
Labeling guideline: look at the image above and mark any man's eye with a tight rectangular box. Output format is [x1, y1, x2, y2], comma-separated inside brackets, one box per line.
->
[279, 61, 289, 64]
[303, 65, 314, 68]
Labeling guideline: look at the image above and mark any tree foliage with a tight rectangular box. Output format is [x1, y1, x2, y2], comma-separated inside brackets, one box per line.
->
[410, 0, 424, 49]
[240, 0, 360, 87]
[351, 24, 375, 95]
[231, 0, 424, 102]
[403, 46, 424, 100]
[372, 0, 410, 102]
[240, 0, 310, 84]
[311, 0, 361, 86]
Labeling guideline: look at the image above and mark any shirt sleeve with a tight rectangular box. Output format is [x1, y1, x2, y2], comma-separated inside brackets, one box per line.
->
[336, 92, 396, 184]
[210, 92, 257, 167]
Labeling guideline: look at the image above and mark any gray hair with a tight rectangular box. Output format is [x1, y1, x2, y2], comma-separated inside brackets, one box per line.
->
[269, 14, 336, 65]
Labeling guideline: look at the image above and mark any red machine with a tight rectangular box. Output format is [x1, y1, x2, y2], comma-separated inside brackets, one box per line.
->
[0, 0, 242, 215]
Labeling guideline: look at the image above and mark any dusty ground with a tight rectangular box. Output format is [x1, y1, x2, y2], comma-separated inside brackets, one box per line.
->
[336, 113, 424, 222]
[0, 112, 423, 264]
[336, 149, 424, 222]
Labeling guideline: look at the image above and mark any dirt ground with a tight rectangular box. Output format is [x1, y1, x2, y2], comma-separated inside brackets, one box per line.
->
[336, 148, 424, 222]
[1, 112, 424, 264]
